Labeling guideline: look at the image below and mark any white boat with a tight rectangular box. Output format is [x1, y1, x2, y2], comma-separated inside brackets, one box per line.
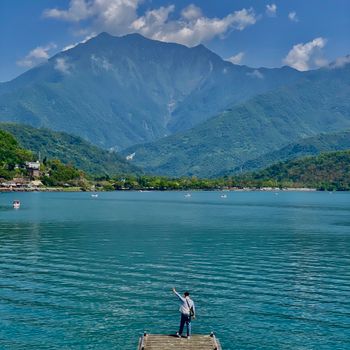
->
[13, 200, 20, 209]
[184, 193, 191, 198]
[220, 194, 227, 198]
[91, 193, 98, 198]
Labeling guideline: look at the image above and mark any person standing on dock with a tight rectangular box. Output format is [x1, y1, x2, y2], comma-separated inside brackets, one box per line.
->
[172, 287, 195, 339]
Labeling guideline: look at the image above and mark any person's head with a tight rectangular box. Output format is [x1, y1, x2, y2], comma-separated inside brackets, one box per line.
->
[184, 291, 190, 297]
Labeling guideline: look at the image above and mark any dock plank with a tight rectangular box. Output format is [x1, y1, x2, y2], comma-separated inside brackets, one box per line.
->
[138, 334, 221, 350]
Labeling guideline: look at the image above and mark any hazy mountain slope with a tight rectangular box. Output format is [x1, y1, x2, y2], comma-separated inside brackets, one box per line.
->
[124, 63, 350, 177]
[233, 130, 350, 174]
[0, 123, 140, 176]
[169, 65, 301, 132]
[0, 32, 302, 150]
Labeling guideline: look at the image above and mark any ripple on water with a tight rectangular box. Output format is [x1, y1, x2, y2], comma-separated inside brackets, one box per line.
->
[0, 191, 349, 349]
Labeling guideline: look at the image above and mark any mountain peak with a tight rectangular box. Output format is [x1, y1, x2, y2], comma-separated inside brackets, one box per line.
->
[0, 29, 310, 153]
[122, 33, 148, 40]
[88, 32, 114, 43]
[92, 32, 150, 44]
[96, 32, 113, 39]
[193, 43, 205, 49]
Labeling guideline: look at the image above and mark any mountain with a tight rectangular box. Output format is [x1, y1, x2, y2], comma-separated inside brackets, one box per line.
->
[244, 150, 350, 191]
[124, 62, 350, 177]
[233, 129, 350, 174]
[0, 123, 140, 176]
[0, 32, 302, 150]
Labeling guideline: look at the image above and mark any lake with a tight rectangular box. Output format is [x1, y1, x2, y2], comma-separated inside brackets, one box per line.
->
[0, 191, 349, 349]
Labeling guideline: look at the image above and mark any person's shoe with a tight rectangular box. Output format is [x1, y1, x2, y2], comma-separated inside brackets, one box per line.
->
[176, 332, 181, 338]
[187, 336, 191, 340]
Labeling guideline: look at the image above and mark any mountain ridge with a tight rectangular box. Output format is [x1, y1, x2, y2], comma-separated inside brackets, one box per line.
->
[124, 61, 350, 177]
[232, 129, 350, 175]
[0, 32, 302, 150]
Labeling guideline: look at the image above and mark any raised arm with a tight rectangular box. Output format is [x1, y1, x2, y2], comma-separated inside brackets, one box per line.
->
[172, 287, 185, 302]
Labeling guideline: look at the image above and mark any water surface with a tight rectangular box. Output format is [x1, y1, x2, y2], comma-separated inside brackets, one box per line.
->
[0, 191, 349, 349]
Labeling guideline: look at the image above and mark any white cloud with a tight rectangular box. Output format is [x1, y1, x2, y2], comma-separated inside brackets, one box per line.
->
[247, 69, 264, 79]
[43, 0, 95, 22]
[288, 11, 298, 22]
[91, 0, 140, 35]
[132, 7, 257, 47]
[17, 44, 57, 68]
[44, 0, 142, 35]
[314, 57, 328, 67]
[131, 5, 175, 36]
[54, 57, 72, 74]
[181, 4, 202, 21]
[226, 52, 245, 64]
[283, 37, 327, 71]
[43, 1, 257, 47]
[62, 33, 97, 51]
[62, 44, 76, 52]
[328, 55, 350, 69]
[266, 4, 277, 17]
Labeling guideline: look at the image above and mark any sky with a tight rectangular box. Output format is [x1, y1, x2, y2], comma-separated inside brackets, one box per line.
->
[0, 0, 349, 82]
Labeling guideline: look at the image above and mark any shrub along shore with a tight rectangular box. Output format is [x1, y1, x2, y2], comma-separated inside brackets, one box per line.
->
[1, 129, 349, 192]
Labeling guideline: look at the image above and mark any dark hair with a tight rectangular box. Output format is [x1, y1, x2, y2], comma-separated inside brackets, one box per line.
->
[184, 291, 190, 297]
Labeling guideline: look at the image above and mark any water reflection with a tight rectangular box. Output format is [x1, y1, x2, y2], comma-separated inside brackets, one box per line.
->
[0, 191, 349, 349]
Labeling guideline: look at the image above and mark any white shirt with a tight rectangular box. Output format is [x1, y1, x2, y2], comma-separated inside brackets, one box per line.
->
[174, 291, 195, 315]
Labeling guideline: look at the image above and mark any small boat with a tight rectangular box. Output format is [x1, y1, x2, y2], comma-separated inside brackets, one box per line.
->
[220, 194, 227, 198]
[13, 200, 20, 209]
[91, 193, 98, 198]
[184, 193, 191, 198]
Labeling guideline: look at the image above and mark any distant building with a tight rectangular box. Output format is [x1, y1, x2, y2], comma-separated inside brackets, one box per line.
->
[29, 180, 43, 188]
[13, 177, 30, 187]
[25, 161, 41, 179]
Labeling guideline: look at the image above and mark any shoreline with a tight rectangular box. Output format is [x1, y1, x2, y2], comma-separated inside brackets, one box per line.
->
[0, 187, 328, 193]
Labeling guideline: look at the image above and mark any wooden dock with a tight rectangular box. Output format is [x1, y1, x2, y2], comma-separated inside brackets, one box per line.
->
[137, 333, 222, 350]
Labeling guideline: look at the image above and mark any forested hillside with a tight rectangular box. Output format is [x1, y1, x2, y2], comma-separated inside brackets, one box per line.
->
[229, 130, 350, 174]
[126, 63, 350, 177]
[241, 150, 350, 190]
[0, 123, 140, 176]
[0, 130, 33, 179]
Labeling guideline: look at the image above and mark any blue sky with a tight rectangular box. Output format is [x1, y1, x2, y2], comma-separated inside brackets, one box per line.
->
[0, 0, 349, 82]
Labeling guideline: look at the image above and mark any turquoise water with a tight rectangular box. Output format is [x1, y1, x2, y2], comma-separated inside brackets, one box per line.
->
[0, 191, 349, 349]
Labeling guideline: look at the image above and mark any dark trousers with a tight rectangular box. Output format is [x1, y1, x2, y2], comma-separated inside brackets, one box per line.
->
[178, 313, 191, 336]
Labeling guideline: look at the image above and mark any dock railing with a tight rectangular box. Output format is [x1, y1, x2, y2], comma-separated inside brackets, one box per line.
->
[210, 331, 221, 350]
[137, 331, 146, 350]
